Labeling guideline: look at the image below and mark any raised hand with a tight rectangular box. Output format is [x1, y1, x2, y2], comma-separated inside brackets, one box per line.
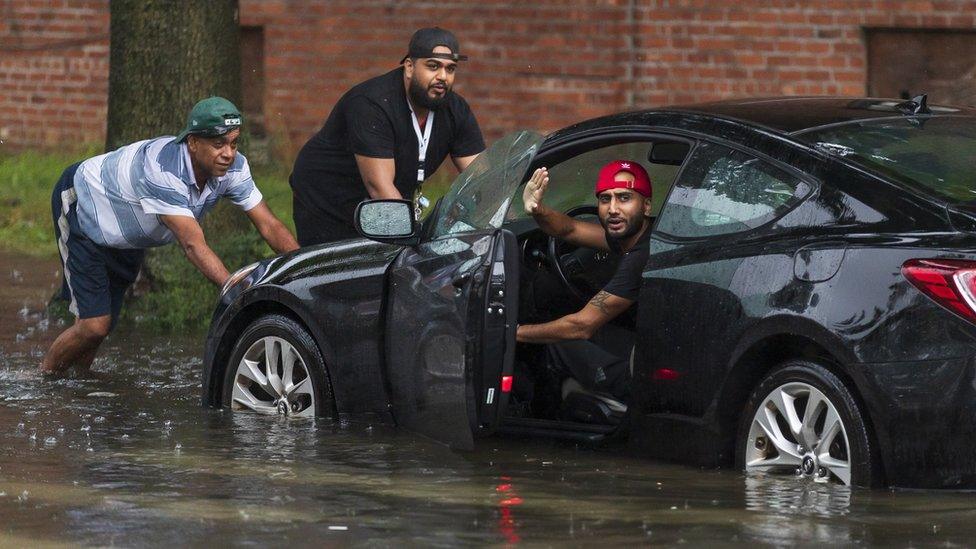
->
[522, 167, 550, 215]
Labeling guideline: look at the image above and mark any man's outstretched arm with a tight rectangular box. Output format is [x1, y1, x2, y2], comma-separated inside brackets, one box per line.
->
[523, 167, 608, 251]
[516, 290, 633, 344]
[160, 214, 230, 286]
[245, 201, 299, 254]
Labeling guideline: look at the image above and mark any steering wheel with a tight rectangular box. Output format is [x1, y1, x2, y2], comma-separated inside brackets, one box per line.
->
[546, 206, 619, 302]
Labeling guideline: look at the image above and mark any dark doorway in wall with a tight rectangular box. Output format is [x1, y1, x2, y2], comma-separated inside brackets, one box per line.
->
[241, 26, 266, 139]
[867, 29, 976, 106]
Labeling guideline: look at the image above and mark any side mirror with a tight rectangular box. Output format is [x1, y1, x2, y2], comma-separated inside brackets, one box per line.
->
[354, 199, 420, 246]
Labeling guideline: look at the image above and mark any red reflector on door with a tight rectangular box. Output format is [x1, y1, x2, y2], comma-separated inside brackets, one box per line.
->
[652, 368, 681, 381]
[501, 375, 513, 393]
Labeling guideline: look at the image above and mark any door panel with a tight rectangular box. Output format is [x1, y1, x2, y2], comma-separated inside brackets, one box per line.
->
[473, 229, 519, 435]
[385, 230, 518, 449]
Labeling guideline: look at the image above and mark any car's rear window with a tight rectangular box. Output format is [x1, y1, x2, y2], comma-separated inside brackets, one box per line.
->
[795, 116, 976, 203]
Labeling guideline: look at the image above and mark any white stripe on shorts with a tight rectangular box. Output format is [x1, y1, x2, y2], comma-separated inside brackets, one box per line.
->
[57, 186, 79, 316]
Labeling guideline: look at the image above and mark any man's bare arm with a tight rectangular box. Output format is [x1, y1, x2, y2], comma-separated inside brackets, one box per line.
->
[452, 153, 480, 172]
[244, 201, 299, 254]
[160, 215, 230, 286]
[354, 155, 401, 199]
[516, 290, 633, 344]
[523, 167, 608, 251]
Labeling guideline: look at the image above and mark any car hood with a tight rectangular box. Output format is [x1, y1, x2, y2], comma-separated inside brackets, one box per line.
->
[255, 237, 404, 288]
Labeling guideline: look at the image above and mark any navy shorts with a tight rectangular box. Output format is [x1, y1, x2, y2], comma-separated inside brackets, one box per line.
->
[52, 163, 145, 325]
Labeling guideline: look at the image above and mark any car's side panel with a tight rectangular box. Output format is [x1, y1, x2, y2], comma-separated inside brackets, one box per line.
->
[203, 239, 403, 416]
[637, 237, 801, 417]
[628, 123, 976, 486]
[852, 355, 976, 488]
[635, 234, 976, 484]
[809, 243, 976, 487]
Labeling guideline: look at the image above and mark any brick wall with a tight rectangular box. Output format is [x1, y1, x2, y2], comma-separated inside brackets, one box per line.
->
[0, 0, 109, 149]
[2, 0, 976, 157]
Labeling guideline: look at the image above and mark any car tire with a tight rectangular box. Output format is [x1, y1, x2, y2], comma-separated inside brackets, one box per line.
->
[221, 314, 334, 418]
[735, 359, 879, 487]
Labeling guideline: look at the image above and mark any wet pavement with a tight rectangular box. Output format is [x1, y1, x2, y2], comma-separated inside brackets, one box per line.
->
[2, 250, 976, 546]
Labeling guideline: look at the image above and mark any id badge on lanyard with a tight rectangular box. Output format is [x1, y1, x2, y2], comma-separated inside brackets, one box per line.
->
[409, 102, 433, 218]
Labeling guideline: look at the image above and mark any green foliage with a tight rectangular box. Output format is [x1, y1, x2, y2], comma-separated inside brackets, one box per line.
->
[0, 146, 100, 256]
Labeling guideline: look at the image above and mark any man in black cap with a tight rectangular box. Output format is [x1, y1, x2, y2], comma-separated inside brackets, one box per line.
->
[289, 27, 486, 245]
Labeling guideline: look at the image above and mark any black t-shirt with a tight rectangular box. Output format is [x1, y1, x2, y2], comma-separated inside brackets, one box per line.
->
[603, 226, 652, 302]
[289, 67, 485, 244]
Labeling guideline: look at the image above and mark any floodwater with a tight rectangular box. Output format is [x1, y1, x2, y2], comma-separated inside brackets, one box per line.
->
[2, 251, 976, 547]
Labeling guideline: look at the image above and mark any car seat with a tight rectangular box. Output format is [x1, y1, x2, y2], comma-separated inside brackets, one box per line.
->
[559, 378, 627, 425]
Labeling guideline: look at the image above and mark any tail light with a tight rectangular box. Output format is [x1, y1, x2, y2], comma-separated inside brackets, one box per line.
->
[901, 258, 976, 322]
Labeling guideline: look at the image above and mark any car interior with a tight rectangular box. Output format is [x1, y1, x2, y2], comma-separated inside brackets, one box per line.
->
[497, 136, 692, 441]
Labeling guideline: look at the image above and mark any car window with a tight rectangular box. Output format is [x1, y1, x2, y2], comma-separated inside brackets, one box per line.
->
[654, 142, 810, 238]
[507, 141, 684, 221]
[795, 115, 976, 203]
[431, 130, 544, 238]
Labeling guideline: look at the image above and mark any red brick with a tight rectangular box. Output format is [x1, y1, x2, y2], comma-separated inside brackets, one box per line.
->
[4, 0, 976, 155]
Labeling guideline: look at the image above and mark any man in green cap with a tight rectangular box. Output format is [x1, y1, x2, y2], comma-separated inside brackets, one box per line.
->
[42, 96, 299, 375]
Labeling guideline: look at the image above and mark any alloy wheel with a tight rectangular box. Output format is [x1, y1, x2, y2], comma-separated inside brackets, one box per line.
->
[230, 336, 315, 418]
[744, 382, 852, 485]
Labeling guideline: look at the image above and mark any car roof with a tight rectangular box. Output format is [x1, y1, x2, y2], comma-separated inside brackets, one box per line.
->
[667, 96, 976, 134]
[543, 96, 976, 146]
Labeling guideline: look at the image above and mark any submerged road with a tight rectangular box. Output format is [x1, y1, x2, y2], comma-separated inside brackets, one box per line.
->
[1, 251, 975, 546]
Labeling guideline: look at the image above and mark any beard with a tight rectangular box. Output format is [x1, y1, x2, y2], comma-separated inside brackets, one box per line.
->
[408, 77, 450, 110]
[601, 211, 647, 243]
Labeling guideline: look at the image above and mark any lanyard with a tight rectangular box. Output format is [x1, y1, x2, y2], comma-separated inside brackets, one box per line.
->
[407, 98, 434, 183]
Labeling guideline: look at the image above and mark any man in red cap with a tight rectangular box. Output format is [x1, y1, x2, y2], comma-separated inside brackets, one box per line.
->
[516, 160, 654, 403]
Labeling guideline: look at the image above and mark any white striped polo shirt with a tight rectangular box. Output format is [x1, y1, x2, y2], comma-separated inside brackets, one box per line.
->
[72, 136, 263, 249]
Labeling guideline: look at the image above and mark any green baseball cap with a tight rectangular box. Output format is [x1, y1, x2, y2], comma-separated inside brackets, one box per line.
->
[176, 96, 243, 142]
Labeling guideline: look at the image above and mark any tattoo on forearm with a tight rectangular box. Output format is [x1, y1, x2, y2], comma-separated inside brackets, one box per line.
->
[588, 291, 612, 316]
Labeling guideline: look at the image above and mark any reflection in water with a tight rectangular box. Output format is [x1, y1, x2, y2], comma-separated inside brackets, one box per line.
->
[3, 252, 976, 545]
[743, 474, 854, 545]
[495, 476, 522, 544]
[745, 473, 852, 517]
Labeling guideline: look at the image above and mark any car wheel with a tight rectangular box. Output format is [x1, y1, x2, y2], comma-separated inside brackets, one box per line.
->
[736, 359, 878, 487]
[222, 314, 333, 418]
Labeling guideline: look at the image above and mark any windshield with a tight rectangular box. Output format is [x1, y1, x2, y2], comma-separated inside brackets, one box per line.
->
[431, 130, 544, 238]
[795, 116, 976, 203]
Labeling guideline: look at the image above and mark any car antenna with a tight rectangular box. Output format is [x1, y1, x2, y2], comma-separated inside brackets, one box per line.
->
[896, 93, 931, 115]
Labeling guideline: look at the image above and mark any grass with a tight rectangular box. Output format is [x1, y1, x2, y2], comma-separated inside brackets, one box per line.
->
[0, 145, 101, 257]
[1, 147, 458, 332]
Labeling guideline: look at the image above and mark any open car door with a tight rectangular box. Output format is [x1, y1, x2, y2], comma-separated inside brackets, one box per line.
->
[385, 131, 543, 449]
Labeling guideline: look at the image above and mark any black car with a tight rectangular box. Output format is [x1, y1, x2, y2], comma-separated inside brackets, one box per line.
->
[203, 96, 976, 489]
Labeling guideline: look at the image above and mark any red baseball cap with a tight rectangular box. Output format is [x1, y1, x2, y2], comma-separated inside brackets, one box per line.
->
[594, 160, 652, 198]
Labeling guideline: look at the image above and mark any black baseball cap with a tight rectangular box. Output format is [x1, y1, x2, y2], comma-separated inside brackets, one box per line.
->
[400, 27, 468, 64]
